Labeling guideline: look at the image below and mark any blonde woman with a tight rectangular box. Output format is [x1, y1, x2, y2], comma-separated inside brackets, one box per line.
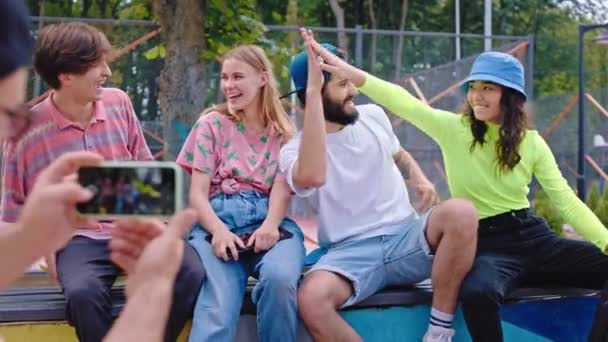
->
[176, 45, 304, 342]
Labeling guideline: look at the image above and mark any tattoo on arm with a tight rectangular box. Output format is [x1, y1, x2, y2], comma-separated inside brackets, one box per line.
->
[394, 150, 411, 180]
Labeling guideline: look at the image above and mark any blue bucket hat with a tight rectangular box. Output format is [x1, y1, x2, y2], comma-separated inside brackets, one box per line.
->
[461, 51, 526, 99]
[282, 43, 339, 98]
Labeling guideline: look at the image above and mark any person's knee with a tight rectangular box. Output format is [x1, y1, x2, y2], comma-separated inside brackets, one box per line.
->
[254, 267, 300, 306]
[439, 198, 478, 238]
[261, 267, 299, 292]
[298, 280, 334, 321]
[63, 277, 108, 306]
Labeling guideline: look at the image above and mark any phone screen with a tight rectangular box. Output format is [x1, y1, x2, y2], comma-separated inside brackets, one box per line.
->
[77, 164, 178, 216]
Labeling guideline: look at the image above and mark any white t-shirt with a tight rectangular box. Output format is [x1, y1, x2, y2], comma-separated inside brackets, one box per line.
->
[280, 104, 415, 246]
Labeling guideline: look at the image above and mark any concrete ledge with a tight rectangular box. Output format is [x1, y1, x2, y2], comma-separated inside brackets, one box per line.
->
[0, 274, 600, 323]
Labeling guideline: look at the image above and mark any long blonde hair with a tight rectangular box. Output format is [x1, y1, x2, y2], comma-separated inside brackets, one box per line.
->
[204, 45, 294, 140]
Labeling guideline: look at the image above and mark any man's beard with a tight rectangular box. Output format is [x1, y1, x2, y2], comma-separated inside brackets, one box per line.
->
[322, 95, 359, 126]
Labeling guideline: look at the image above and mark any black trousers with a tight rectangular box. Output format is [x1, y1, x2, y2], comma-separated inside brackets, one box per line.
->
[460, 209, 608, 342]
[56, 236, 205, 342]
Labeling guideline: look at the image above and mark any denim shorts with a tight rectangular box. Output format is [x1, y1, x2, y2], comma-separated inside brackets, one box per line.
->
[307, 211, 434, 308]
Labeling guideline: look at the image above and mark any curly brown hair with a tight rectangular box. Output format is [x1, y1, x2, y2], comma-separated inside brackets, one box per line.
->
[462, 85, 530, 172]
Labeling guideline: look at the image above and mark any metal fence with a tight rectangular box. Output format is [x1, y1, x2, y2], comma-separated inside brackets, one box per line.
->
[37, 17, 608, 210]
[27, 17, 532, 114]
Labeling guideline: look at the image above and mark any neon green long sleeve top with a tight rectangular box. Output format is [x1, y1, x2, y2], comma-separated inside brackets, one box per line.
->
[360, 74, 608, 252]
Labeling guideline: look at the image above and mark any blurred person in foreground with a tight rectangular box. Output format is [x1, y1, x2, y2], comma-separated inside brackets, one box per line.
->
[0, 2, 203, 341]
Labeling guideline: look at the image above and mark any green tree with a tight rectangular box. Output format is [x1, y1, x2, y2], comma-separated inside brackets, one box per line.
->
[150, 0, 273, 158]
[27, 0, 125, 18]
[587, 182, 601, 212]
[533, 189, 565, 235]
[602, 184, 608, 204]
[595, 199, 608, 227]
[152, 0, 206, 159]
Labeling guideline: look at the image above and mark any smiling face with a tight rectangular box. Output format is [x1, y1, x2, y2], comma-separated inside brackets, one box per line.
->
[220, 58, 267, 113]
[466, 80, 504, 124]
[321, 74, 360, 126]
[59, 58, 111, 102]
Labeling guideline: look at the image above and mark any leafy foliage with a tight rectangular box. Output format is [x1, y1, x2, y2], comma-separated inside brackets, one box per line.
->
[587, 183, 608, 228]
[26, 0, 608, 99]
[532, 188, 565, 235]
[203, 0, 266, 60]
[533, 181, 608, 236]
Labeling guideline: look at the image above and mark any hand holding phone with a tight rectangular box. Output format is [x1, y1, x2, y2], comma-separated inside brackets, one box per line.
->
[208, 229, 246, 261]
[247, 225, 291, 253]
[77, 161, 183, 219]
[205, 227, 293, 259]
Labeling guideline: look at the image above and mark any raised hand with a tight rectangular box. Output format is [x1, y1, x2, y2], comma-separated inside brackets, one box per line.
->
[301, 28, 324, 93]
[302, 29, 367, 87]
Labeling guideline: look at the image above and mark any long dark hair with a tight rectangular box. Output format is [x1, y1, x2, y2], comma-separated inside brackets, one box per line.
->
[462, 86, 530, 172]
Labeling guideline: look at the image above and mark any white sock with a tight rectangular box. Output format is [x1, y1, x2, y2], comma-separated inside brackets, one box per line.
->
[429, 307, 454, 329]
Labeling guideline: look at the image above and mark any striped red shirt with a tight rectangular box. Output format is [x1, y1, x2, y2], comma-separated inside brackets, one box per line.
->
[0, 88, 153, 239]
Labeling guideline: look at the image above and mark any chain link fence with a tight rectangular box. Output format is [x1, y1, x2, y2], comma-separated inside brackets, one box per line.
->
[25, 17, 608, 210]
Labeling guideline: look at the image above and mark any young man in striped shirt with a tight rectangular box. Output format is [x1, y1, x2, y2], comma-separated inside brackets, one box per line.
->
[0, 22, 204, 342]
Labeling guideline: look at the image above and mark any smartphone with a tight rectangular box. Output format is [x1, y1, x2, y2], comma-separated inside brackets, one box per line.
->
[76, 161, 183, 219]
[205, 227, 293, 256]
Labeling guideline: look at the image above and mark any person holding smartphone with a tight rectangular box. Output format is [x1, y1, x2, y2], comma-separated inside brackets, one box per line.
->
[0, 21, 204, 342]
[176, 45, 305, 342]
[0, 0, 107, 293]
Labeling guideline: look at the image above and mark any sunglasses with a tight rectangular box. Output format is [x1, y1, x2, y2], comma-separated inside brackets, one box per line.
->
[0, 104, 33, 142]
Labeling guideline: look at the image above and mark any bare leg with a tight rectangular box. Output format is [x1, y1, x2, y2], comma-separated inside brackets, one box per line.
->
[298, 270, 363, 342]
[426, 198, 478, 313]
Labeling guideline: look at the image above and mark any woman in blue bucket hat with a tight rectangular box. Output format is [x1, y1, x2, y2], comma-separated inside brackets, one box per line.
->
[304, 31, 608, 341]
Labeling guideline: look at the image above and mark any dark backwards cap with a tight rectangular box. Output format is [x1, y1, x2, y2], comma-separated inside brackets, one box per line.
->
[282, 43, 339, 99]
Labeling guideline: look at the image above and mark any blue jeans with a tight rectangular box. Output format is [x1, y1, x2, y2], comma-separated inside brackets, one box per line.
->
[187, 191, 305, 342]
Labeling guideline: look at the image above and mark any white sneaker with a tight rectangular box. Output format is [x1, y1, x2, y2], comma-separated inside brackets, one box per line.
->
[422, 325, 455, 342]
